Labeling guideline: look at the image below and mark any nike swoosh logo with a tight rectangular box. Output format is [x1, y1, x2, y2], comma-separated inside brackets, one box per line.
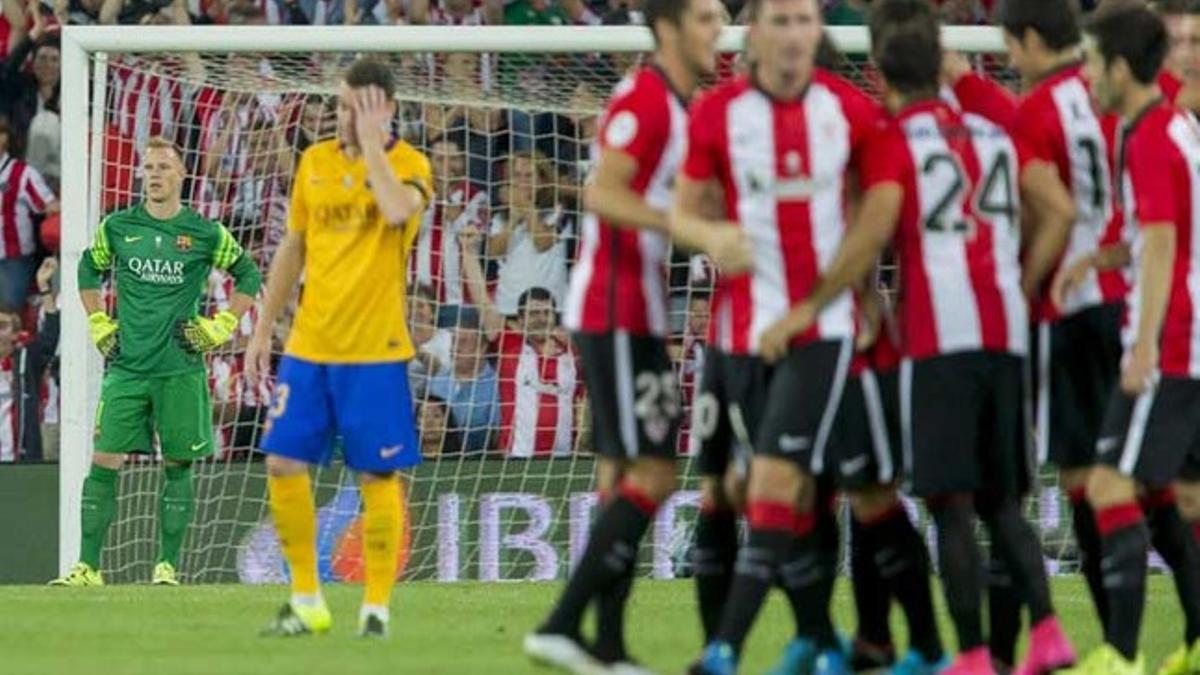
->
[124, 235, 143, 243]
[380, 445, 402, 459]
[191, 441, 208, 451]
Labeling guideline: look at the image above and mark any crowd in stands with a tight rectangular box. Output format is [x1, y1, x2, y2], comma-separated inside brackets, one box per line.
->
[0, 0, 1036, 462]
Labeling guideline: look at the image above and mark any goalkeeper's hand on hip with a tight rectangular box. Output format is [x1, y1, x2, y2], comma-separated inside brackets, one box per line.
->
[176, 311, 239, 354]
[88, 312, 120, 359]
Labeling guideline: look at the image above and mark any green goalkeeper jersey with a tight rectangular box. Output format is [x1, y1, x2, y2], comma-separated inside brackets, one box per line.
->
[78, 203, 262, 376]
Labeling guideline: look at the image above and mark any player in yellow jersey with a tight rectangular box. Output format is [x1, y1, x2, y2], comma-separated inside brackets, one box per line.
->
[245, 58, 432, 638]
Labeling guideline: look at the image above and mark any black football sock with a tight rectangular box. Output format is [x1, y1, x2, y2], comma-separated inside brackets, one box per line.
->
[1144, 489, 1200, 644]
[981, 498, 1055, 625]
[541, 483, 657, 637]
[715, 500, 797, 652]
[1069, 486, 1109, 632]
[780, 504, 838, 649]
[929, 498, 985, 651]
[850, 517, 893, 648]
[986, 556, 1021, 668]
[1096, 501, 1150, 661]
[692, 504, 739, 642]
[860, 504, 943, 662]
[593, 567, 634, 662]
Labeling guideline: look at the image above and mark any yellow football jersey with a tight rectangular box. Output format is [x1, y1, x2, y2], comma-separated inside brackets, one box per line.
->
[284, 138, 432, 363]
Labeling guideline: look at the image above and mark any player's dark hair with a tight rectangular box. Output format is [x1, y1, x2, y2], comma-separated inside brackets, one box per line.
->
[644, 0, 690, 44]
[344, 57, 396, 99]
[996, 0, 1081, 50]
[518, 287, 557, 315]
[1086, 3, 1170, 84]
[870, 0, 942, 97]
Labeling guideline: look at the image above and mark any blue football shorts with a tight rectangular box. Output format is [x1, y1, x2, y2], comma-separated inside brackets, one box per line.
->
[260, 356, 422, 472]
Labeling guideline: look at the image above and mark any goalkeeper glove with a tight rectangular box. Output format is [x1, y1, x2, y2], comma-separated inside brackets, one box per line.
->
[176, 311, 239, 354]
[88, 312, 120, 359]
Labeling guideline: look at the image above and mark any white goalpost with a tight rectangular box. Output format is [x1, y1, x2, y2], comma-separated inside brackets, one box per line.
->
[57, 24, 1009, 582]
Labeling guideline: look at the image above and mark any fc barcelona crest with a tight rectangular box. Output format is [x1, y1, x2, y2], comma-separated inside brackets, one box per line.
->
[176, 234, 192, 252]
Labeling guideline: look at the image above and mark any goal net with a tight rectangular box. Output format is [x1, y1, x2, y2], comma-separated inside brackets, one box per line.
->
[59, 25, 1105, 585]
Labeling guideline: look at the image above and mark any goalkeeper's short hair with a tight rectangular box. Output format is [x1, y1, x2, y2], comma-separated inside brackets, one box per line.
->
[344, 57, 396, 99]
[145, 135, 182, 159]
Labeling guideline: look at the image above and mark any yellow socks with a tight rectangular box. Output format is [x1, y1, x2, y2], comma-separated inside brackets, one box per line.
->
[361, 476, 403, 609]
[267, 472, 319, 598]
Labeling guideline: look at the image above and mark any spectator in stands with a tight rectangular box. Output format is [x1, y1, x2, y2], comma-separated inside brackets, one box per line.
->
[0, 8, 59, 158]
[561, 0, 600, 24]
[0, 116, 57, 311]
[99, 0, 190, 24]
[417, 394, 452, 456]
[294, 93, 333, 154]
[822, 0, 865, 24]
[0, 257, 58, 462]
[934, 0, 988, 24]
[413, 133, 489, 308]
[427, 308, 499, 454]
[273, 0, 379, 25]
[460, 229, 579, 458]
[57, 0, 104, 24]
[408, 283, 452, 397]
[407, 0, 502, 25]
[486, 150, 568, 316]
[229, 115, 294, 251]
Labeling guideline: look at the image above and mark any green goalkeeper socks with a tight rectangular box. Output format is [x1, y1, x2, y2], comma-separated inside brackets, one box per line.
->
[158, 463, 195, 567]
[80, 465, 119, 569]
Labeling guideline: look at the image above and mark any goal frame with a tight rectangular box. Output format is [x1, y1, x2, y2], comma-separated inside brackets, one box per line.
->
[56, 24, 1005, 575]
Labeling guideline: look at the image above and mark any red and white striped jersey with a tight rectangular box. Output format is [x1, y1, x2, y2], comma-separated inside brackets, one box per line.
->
[862, 99, 1028, 359]
[0, 359, 13, 462]
[1159, 70, 1184, 105]
[1118, 102, 1200, 378]
[411, 181, 489, 305]
[682, 70, 884, 355]
[109, 58, 185, 152]
[495, 331, 579, 457]
[1015, 64, 1125, 318]
[564, 66, 688, 337]
[0, 154, 55, 259]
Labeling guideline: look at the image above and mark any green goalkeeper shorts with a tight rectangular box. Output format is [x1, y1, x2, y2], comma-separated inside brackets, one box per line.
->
[93, 369, 215, 461]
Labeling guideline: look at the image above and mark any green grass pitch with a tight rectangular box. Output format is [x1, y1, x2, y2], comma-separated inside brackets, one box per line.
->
[0, 577, 1184, 674]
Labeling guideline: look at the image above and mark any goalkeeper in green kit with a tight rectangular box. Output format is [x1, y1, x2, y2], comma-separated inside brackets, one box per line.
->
[50, 137, 262, 586]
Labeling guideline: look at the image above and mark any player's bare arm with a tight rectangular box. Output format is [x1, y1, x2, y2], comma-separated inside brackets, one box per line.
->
[1123, 223, 1175, 394]
[246, 230, 305, 381]
[667, 175, 752, 273]
[1019, 161, 1078, 299]
[1051, 242, 1132, 308]
[352, 85, 427, 227]
[585, 149, 670, 232]
[759, 183, 902, 363]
